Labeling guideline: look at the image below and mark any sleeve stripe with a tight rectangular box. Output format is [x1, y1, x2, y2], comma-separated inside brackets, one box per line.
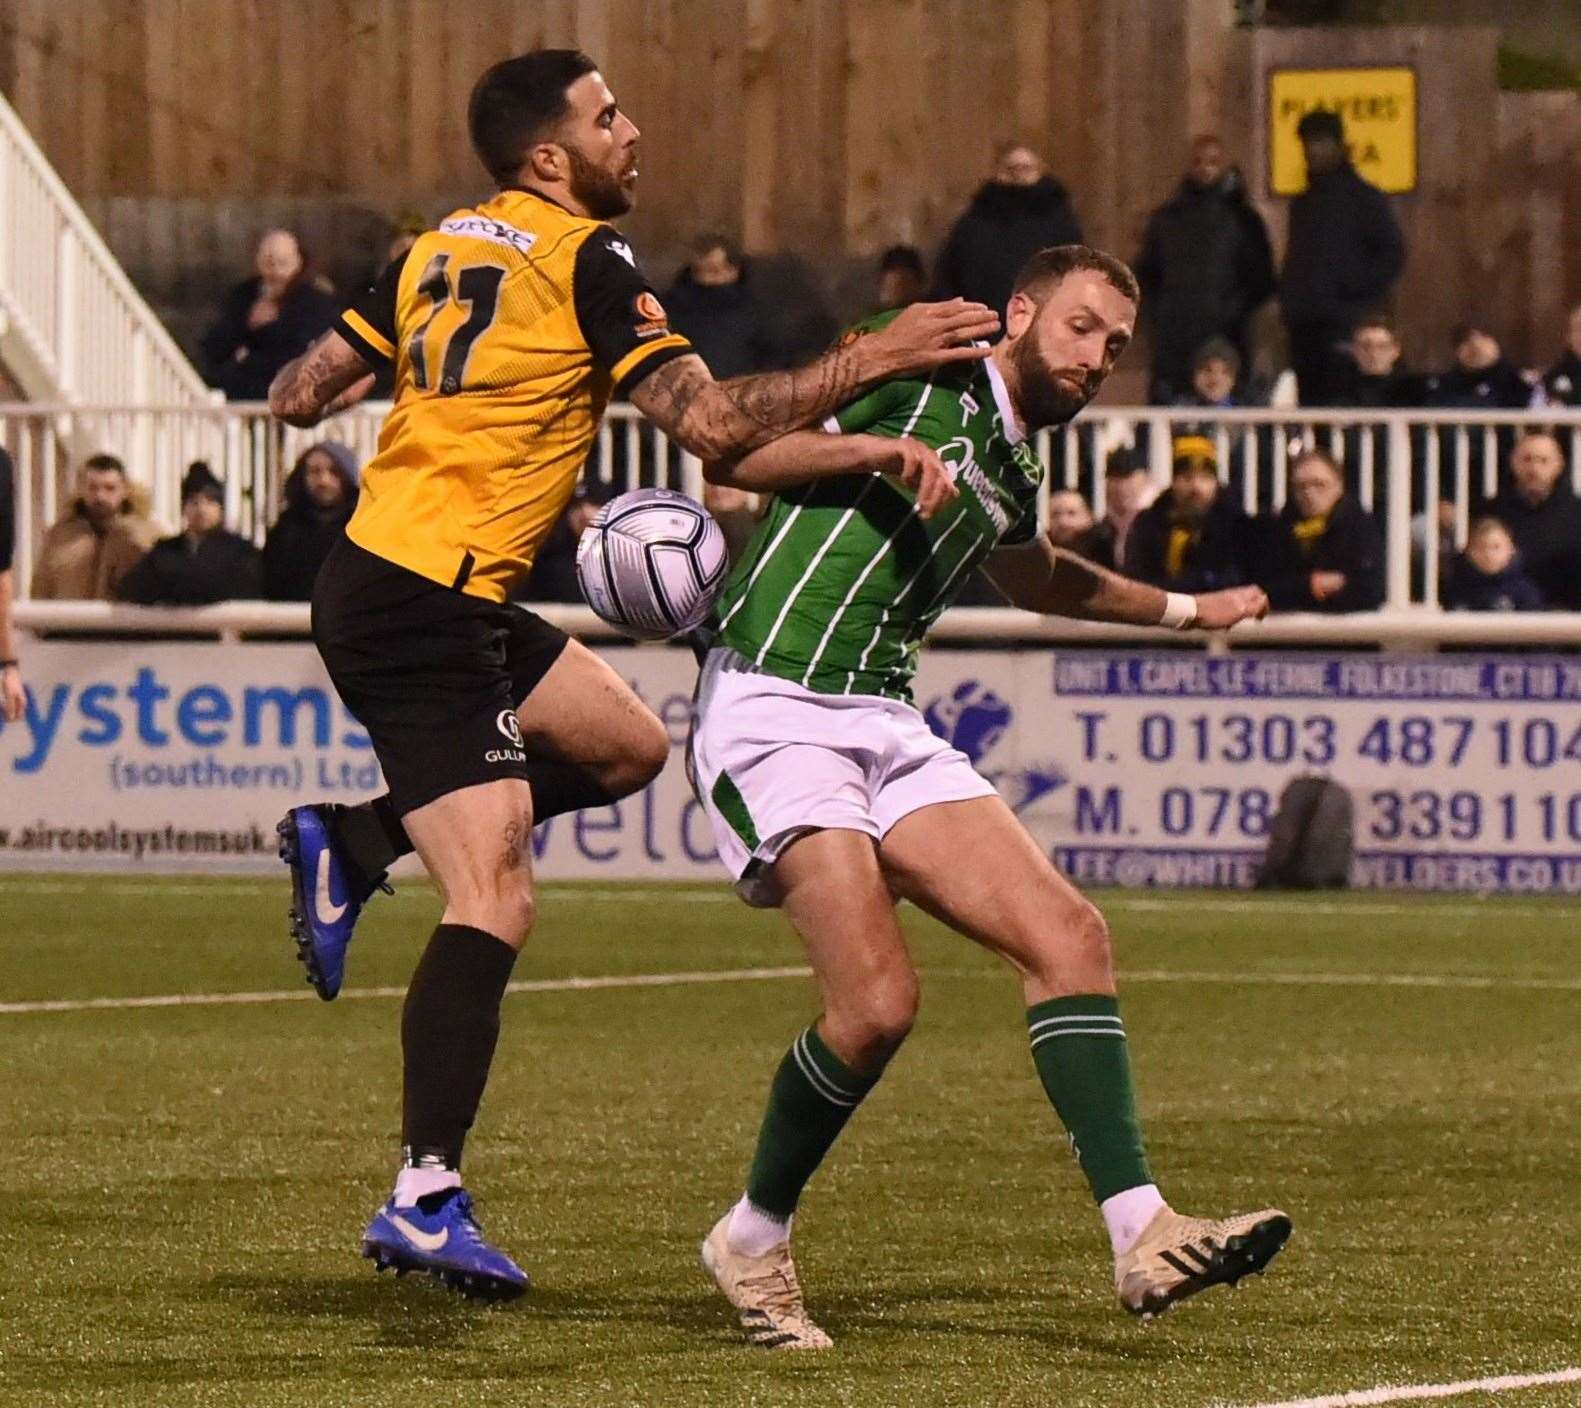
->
[338, 309, 395, 362]
[609, 334, 691, 391]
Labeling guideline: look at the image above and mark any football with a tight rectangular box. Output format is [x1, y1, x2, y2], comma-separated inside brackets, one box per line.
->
[575, 488, 729, 640]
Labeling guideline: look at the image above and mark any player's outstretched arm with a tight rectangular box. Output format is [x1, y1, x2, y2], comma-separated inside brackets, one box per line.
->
[706, 432, 959, 519]
[631, 299, 997, 462]
[268, 330, 377, 428]
[985, 538, 1270, 630]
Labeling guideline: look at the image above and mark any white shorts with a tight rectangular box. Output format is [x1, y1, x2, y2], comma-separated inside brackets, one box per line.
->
[689, 649, 998, 906]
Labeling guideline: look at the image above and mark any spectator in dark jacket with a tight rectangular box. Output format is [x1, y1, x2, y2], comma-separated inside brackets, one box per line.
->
[261, 442, 359, 601]
[202, 229, 338, 401]
[1257, 448, 1383, 613]
[1332, 313, 1425, 409]
[514, 485, 610, 604]
[1045, 489, 1098, 555]
[1135, 135, 1275, 404]
[1125, 436, 1253, 592]
[663, 235, 775, 381]
[1280, 111, 1406, 406]
[1423, 322, 1536, 500]
[875, 245, 927, 314]
[933, 142, 1082, 316]
[1444, 516, 1545, 612]
[1475, 431, 1581, 609]
[1086, 449, 1156, 572]
[1422, 323, 1535, 413]
[118, 463, 263, 605]
[1539, 302, 1581, 409]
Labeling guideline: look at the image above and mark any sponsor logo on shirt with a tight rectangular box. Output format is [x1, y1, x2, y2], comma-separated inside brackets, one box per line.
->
[439, 215, 537, 255]
[633, 291, 670, 338]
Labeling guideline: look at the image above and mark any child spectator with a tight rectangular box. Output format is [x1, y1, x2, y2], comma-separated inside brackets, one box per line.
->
[117, 463, 263, 605]
[262, 442, 359, 601]
[1444, 516, 1545, 612]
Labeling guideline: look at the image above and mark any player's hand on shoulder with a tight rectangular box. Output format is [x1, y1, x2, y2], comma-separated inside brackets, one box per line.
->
[876, 435, 958, 519]
[1192, 585, 1270, 630]
[864, 299, 999, 377]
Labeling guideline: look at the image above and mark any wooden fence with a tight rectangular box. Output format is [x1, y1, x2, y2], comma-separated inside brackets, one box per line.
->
[0, 1, 1575, 368]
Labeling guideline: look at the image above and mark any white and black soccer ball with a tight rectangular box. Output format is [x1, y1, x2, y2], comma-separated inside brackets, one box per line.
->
[575, 488, 729, 640]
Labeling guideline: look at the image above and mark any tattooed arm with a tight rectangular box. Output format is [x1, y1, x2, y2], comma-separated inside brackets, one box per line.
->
[268, 331, 376, 428]
[630, 299, 998, 461]
[985, 537, 1270, 629]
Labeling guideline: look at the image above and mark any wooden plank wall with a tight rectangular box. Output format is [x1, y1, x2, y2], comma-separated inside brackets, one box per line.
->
[0, 1, 1574, 367]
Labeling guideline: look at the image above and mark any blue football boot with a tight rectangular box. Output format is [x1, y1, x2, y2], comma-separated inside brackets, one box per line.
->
[277, 805, 387, 1000]
[361, 1188, 530, 1302]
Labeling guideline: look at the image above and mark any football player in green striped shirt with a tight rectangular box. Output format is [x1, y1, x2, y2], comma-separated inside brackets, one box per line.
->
[691, 246, 1290, 1349]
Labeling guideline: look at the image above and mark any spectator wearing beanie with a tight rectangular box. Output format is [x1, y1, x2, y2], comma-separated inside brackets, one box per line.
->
[118, 463, 263, 605]
[1125, 436, 1254, 592]
[262, 442, 359, 601]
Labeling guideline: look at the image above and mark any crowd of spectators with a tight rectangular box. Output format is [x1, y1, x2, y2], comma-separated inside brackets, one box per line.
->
[10, 105, 1568, 620]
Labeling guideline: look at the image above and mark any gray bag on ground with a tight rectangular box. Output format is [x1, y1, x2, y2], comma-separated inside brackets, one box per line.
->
[1256, 776, 1354, 889]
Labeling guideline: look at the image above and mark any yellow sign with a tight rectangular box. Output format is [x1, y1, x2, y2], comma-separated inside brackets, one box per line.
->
[1269, 67, 1417, 196]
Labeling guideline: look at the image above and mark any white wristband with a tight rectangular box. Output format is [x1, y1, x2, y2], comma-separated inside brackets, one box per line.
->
[1159, 592, 1197, 630]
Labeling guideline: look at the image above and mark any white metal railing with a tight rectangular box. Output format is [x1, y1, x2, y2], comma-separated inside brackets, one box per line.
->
[14, 600, 1581, 654]
[5, 401, 1581, 613]
[0, 92, 209, 422]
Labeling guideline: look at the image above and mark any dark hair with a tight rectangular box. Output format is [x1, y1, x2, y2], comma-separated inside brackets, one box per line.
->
[1011, 245, 1140, 308]
[83, 453, 126, 477]
[1452, 320, 1496, 347]
[1351, 311, 1396, 337]
[879, 244, 925, 278]
[1297, 109, 1344, 143]
[468, 49, 599, 184]
[691, 232, 742, 266]
[1104, 446, 1146, 478]
[1192, 335, 1240, 374]
[181, 460, 224, 505]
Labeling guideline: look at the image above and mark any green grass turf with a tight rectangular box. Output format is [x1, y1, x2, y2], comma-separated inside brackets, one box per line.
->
[1, 876, 1578, 1408]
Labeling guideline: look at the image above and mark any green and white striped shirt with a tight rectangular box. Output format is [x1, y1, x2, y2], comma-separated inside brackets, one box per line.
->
[715, 319, 1042, 700]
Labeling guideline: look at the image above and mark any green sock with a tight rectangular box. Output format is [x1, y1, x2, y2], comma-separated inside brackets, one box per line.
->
[1027, 994, 1153, 1204]
[744, 1025, 881, 1219]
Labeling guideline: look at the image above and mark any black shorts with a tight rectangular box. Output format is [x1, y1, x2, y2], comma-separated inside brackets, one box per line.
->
[312, 536, 570, 816]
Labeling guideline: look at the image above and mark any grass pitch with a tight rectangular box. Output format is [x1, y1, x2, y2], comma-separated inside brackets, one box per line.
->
[1, 875, 1578, 1408]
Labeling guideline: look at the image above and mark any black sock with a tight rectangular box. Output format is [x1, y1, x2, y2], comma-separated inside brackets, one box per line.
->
[401, 924, 519, 1168]
[330, 762, 614, 882]
[326, 795, 411, 881]
[524, 758, 620, 821]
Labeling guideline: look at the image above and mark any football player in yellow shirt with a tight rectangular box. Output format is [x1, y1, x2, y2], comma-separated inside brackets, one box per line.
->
[268, 48, 996, 1300]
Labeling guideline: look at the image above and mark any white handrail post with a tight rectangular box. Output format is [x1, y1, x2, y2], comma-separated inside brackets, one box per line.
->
[1385, 418, 1411, 608]
[55, 223, 78, 400]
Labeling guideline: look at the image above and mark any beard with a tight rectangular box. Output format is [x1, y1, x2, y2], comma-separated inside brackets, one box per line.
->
[1009, 334, 1100, 430]
[565, 142, 633, 219]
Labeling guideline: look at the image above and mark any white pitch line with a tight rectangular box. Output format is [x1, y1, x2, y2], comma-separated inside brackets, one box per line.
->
[6, 962, 1578, 1018]
[1105, 897, 1581, 919]
[1232, 1365, 1581, 1408]
[1123, 968, 1581, 994]
[0, 965, 812, 1016]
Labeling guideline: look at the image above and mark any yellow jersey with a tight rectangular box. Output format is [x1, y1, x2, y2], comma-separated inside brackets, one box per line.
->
[334, 188, 691, 602]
